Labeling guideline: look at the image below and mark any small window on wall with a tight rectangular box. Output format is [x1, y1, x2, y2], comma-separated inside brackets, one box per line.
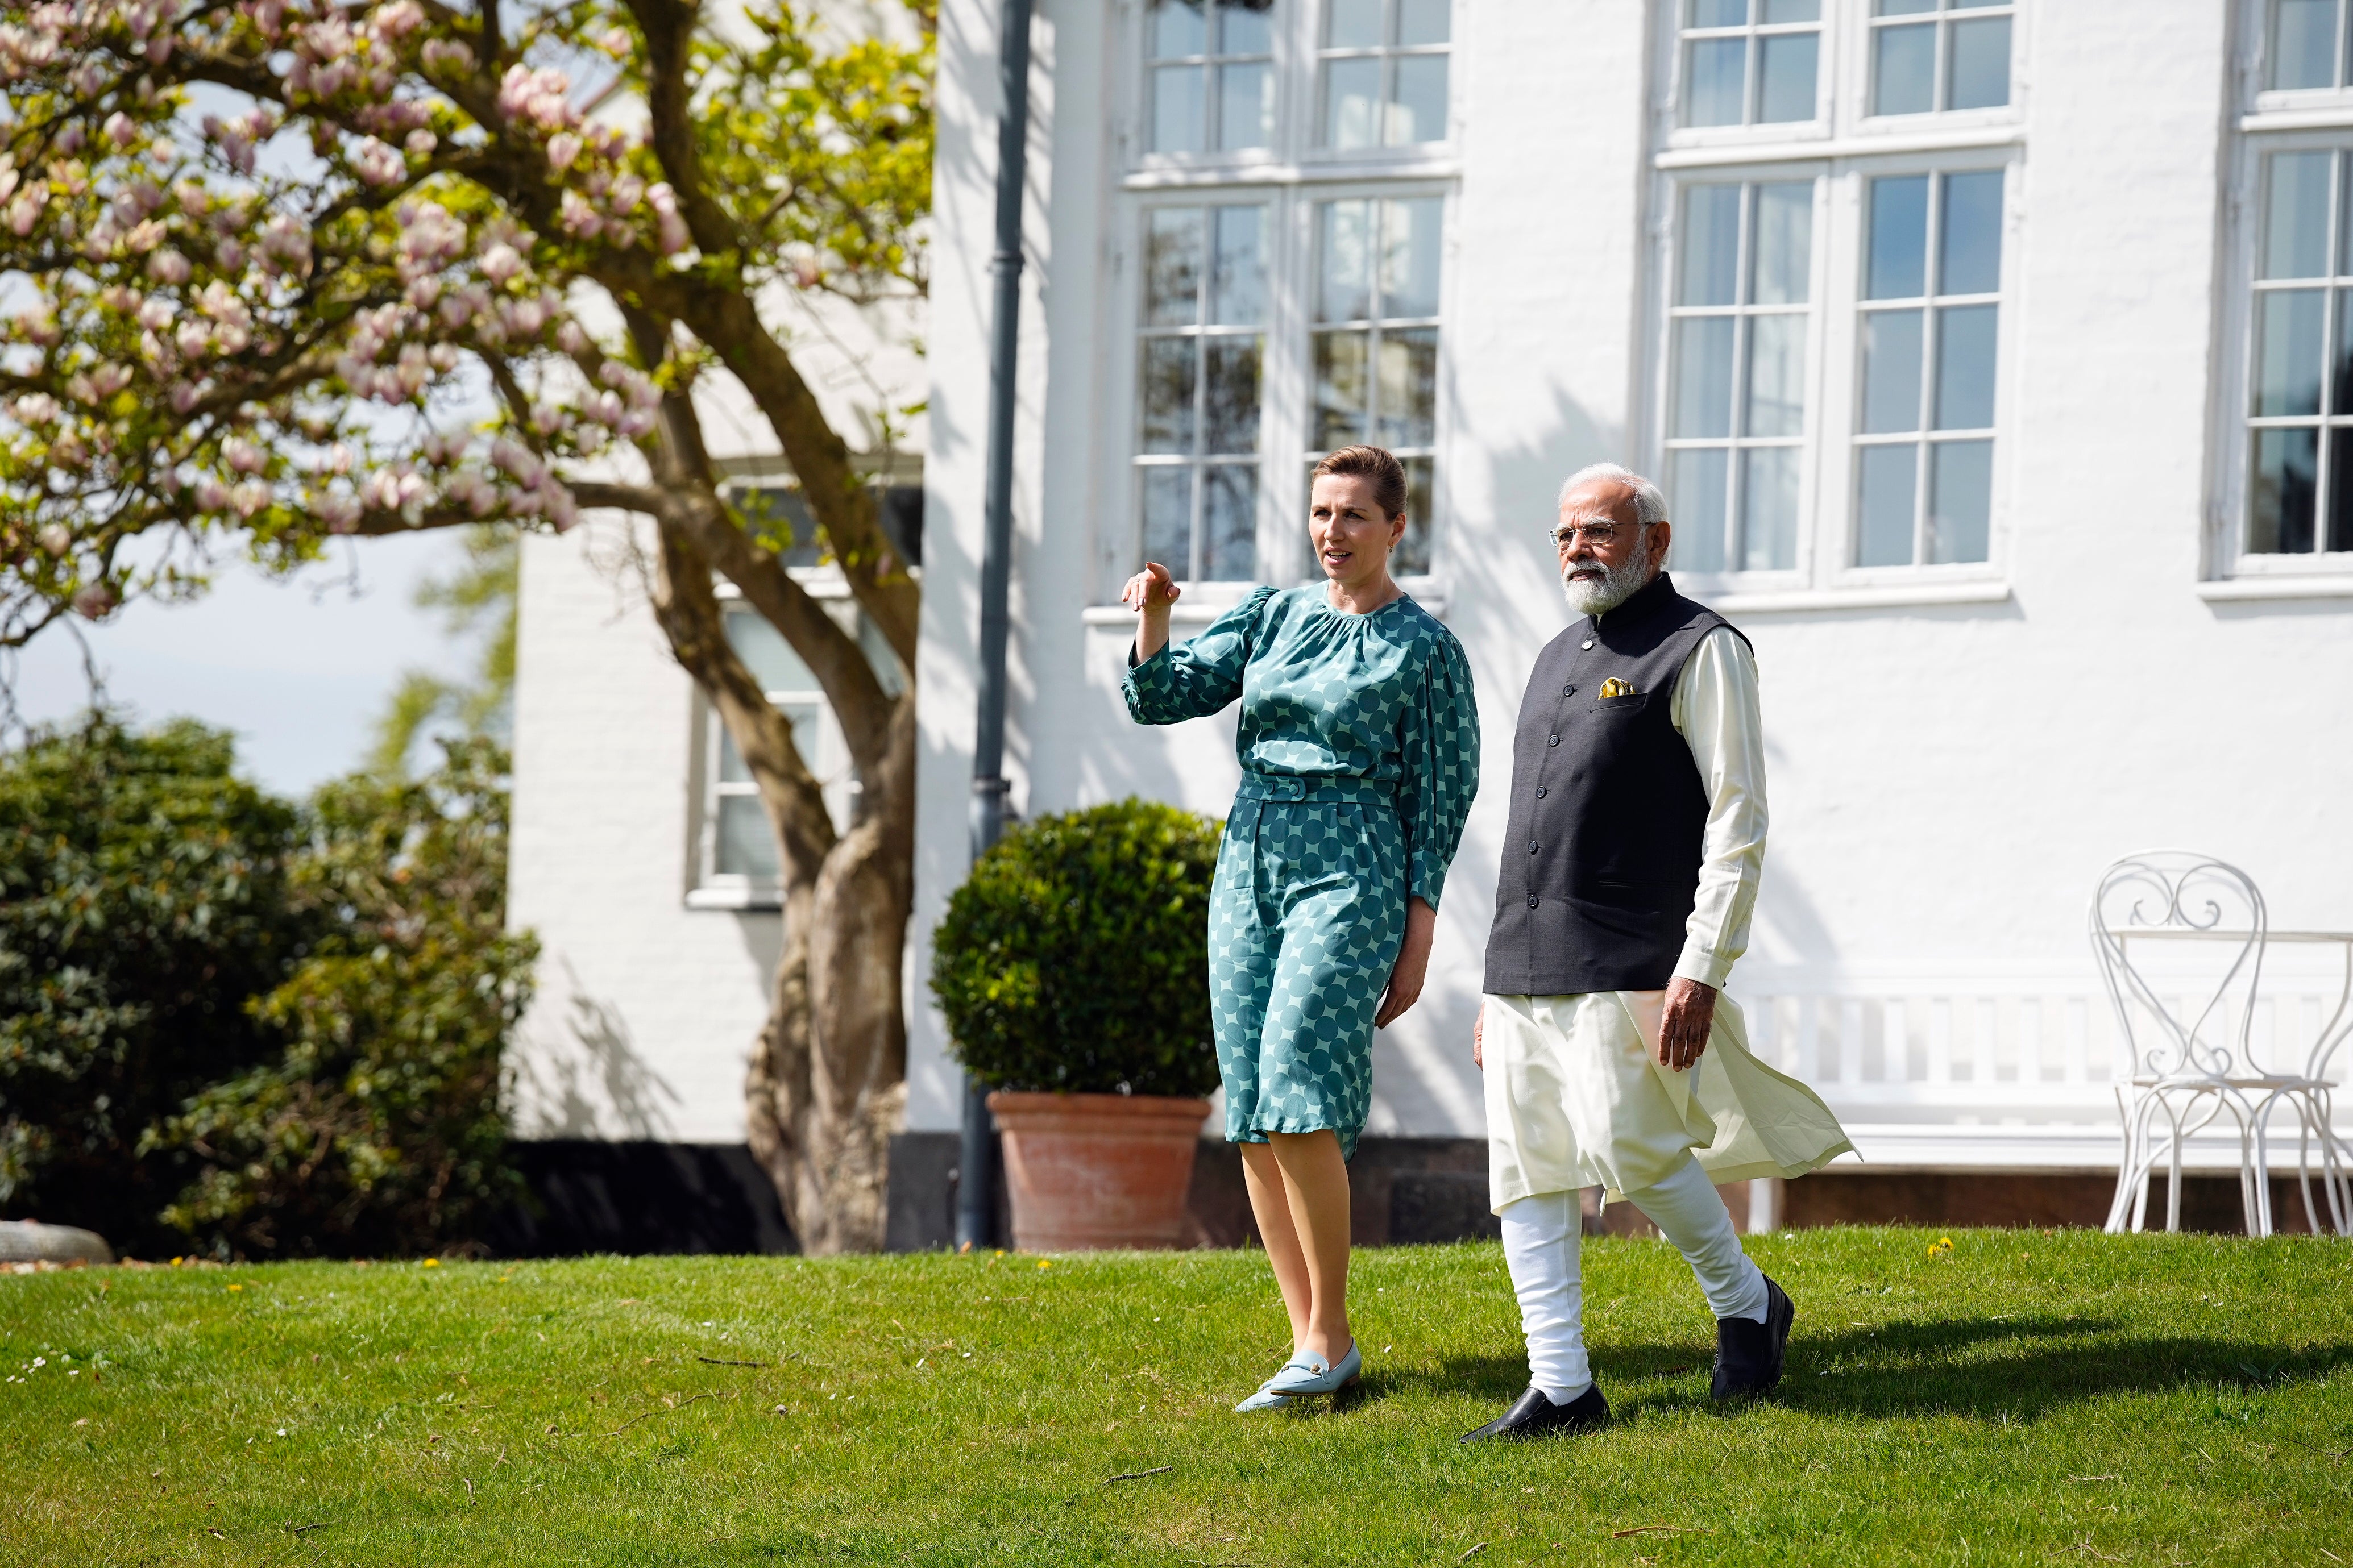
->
[704, 608, 824, 890]
[1147, 0, 1275, 154]
[1318, 0, 1450, 151]
[1309, 193, 1443, 573]
[2244, 148, 2353, 555]
[1665, 180, 1816, 573]
[1136, 203, 1269, 582]
[1853, 168, 2005, 567]
[1679, 0, 1823, 129]
[2271, 0, 2353, 91]
[1869, 0, 2013, 118]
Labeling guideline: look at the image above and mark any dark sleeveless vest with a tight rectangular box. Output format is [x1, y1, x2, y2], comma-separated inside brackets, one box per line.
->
[1482, 572, 1748, 996]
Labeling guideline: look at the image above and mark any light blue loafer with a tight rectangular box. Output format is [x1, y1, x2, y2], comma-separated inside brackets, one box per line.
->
[1233, 1383, 1295, 1413]
[1264, 1339, 1360, 1396]
[1235, 1350, 1318, 1412]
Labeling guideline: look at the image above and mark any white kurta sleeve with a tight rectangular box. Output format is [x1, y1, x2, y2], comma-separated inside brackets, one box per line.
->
[1667, 626, 1767, 990]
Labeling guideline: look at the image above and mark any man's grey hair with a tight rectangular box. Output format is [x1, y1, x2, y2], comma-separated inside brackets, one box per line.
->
[1558, 462, 1669, 528]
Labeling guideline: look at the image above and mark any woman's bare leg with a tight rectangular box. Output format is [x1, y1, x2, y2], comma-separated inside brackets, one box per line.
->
[1265, 1129, 1353, 1364]
[1239, 1141, 1312, 1351]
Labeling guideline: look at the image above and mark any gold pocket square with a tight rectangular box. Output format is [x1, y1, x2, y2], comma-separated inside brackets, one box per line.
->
[1597, 677, 1637, 699]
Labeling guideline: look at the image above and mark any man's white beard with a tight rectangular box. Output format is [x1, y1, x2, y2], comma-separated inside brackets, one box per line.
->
[1560, 549, 1655, 617]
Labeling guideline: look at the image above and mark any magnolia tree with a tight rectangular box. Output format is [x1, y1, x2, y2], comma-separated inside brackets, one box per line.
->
[0, 0, 933, 1251]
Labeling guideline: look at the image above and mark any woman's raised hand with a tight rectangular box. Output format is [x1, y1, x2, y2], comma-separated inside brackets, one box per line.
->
[1121, 560, 1182, 612]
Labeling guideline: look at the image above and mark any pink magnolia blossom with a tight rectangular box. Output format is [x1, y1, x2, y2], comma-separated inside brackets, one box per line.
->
[556, 321, 588, 355]
[558, 190, 600, 239]
[229, 480, 268, 518]
[36, 523, 70, 555]
[352, 136, 404, 186]
[479, 242, 522, 284]
[545, 132, 581, 172]
[193, 473, 229, 509]
[146, 247, 190, 284]
[136, 298, 172, 331]
[12, 394, 60, 425]
[317, 492, 361, 532]
[167, 381, 200, 414]
[72, 583, 119, 619]
[405, 128, 435, 159]
[371, 0, 424, 39]
[223, 437, 264, 474]
[419, 38, 470, 76]
[102, 111, 136, 147]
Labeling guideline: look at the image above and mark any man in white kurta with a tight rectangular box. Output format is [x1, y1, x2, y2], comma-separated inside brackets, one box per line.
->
[1462, 464, 1850, 1444]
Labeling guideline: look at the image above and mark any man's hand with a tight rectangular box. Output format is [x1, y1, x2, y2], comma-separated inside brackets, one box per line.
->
[1472, 1001, 1484, 1069]
[1657, 976, 1717, 1072]
[1375, 897, 1438, 1029]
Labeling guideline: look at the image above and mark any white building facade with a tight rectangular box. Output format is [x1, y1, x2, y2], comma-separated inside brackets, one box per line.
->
[509, 0, 2353, 1242]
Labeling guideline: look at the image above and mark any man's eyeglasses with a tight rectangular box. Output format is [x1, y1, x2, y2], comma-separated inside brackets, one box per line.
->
[1547, 519, 1645, 550]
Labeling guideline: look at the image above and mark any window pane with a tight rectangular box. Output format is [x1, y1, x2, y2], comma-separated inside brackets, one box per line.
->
[1398, 0, 1450, 45]
[1151, 64, 1205, 152]
[1927, 440, 1993, 563]
[718, 727, 751, 783]
[1209, 205, 1267, 325]
[1688, 0, 1746, 25]
[2330, 427, 2353, 550]
[1762, 0, 1819, 19]
[1856, 444, 1919, 565]
[716, 795, 781, 880]
[725, 608, 815, 692]
[2335, 286, 2353, 413]
[1872, 23, 1935, 117]
[2255, 289, 2326, 417]
[1861, 309, 1925, 434]
[1866, 175, 1931, 298]
[1673, 317, 1737, 438]
[2264, 151, 2334, 280]
[1139, 337, 1198, 453]
[1397, 455, 1435, 574]
[1149, 0, 1207, 57]
[1669, 447, 1730, 573]
[1200, 464, 1258, 580]
[1751, 181, 1813, 305]
[1218, 0, 1272, 55]
[1947, 16, 2010, 110]
[1933, 304, 1998, 430]
[1323, 57, 1383, 148]
[1381, 197, 1446, 317]
[1876, 0, 1935, 13]
[1313, 330, 1371, 447]
[1204, 337, 1262, 454]
[1389, 53, 1449, 144]
[2251, 427, 2319, 552]
[1318, 199, 1375, 322]
[1376, 327, 1439, 447]
[1757, 32, 1819, 123]
[1684, 37, 1748, 127]
[1144, 208, 1203, 326]
[1140, 465, 1193, 571]
[1217, 61, 1272, 149]
[1744, 313, 1807, 437]
[1327, 0, 1382, 47]
[2273, 0, 2339, 90]
[1740, 446, 1800, 571]
[1679, 185, 1743, 307]
[1939, 170, 2004, 294]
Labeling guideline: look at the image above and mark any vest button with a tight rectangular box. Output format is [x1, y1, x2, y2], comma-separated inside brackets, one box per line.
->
[1547, 734, 1560, 747]
[1582, 639, 1595, 650]
[1563, 684, 1575, 697]
[1526, 894, 1539, 909]
[1528, 841, 1538, 854]
[1535, 785, 1547, 798]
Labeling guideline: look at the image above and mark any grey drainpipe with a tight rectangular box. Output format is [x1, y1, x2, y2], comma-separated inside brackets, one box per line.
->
[958, 0, 1035, 1253]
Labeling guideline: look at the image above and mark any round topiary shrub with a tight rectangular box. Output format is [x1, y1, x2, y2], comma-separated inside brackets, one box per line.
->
[930, 798, 1222, 1098]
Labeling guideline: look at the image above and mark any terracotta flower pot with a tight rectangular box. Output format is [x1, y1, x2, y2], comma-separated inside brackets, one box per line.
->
[985, 1091, 1214, 1251]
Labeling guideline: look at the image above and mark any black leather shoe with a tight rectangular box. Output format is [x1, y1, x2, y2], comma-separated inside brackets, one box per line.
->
[1711, 1274, 1794, 1399]
[1458, 1383, 1609, 1443]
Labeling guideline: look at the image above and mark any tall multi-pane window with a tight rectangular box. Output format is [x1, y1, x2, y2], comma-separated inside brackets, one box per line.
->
[1665, 181, 1815, 573]
[1147, 0, 1274, 154]
[1318, 0, 1450, 150]
[706, 608, 823, 887]
[2244, 149, 2353, 554]
[2270, 0, 2353, 91]
[1869, 0, 2013, 117]
[1136, 205, 1269, 581]
[1853, 169, 2003, 567]
[1679, 1, 1823, 129]
[1310, 195, 1442, 572]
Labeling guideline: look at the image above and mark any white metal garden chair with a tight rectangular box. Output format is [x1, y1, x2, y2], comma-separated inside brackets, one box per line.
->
[2089, 851, 2353, 1237]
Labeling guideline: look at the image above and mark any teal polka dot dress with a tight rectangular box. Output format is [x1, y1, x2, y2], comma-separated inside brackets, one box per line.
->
[1124, 586, 1481, 1158]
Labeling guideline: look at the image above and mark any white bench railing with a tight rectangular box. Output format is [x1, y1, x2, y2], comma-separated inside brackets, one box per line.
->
[1735, 975, 2353, 1174]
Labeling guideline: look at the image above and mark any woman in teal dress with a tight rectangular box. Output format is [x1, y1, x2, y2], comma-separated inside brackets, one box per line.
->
[1121, 444, 1479, 1412]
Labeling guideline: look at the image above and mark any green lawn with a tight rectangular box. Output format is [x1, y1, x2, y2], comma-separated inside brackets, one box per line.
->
[5, 1228, 2350, 1565]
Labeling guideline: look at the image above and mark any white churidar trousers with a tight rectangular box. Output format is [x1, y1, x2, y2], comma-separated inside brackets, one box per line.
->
[1499, 1158, 1766, 1404]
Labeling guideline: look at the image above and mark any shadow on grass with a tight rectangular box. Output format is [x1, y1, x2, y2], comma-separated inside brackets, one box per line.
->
[1366, 1315, 2353, 1426]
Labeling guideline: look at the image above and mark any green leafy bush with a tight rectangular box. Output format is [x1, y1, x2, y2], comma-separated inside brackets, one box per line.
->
[0, 718, 311, 1251]
[147, 738, 537, 1259]
[929, 800, 1222, 1098]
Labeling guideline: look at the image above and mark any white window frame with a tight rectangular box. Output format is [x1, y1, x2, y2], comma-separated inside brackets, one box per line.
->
[2251, 0, 2353, 106]
[1858, 0, 2020, 126]
[1312, 0, 1455, 155]
[1136, 0, 1284, 165]
[1667, 1, 1832, 142]
[1646, 146, 2022, 601]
